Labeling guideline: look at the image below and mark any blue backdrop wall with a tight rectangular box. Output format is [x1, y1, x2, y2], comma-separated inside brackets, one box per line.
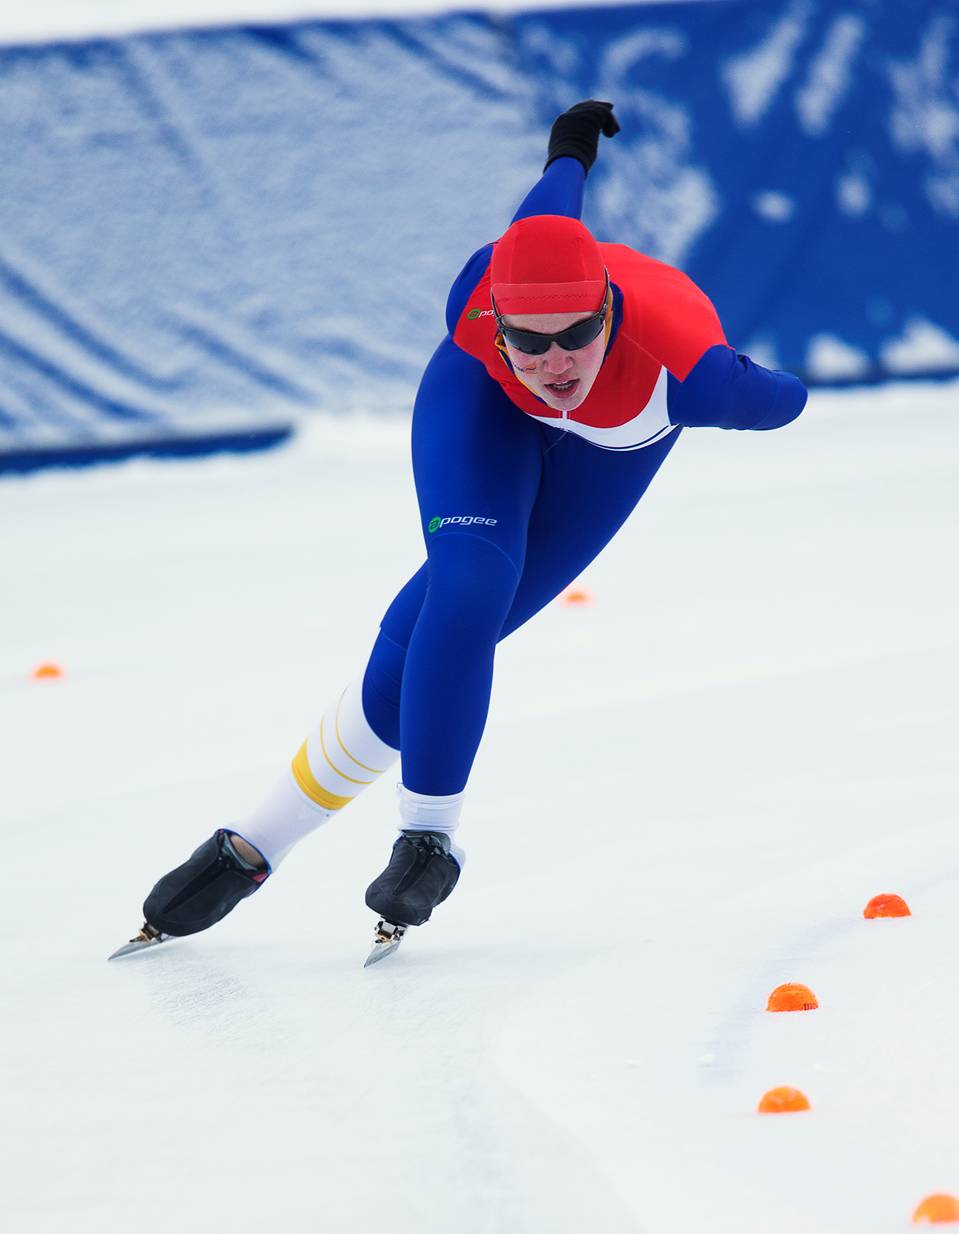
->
[1, 0, 956, 470]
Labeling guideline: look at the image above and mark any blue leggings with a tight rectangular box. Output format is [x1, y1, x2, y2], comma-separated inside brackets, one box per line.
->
[360, 337, 680, 795]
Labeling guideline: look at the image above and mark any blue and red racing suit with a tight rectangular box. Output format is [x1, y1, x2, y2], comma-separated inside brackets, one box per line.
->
[358, 157, 807, 796]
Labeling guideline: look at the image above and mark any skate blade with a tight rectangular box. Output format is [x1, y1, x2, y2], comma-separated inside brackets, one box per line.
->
[364, 920, 407, 968]
[108, 927, 171, 960]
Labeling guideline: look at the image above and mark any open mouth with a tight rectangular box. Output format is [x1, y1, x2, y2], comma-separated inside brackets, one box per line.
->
[545, 377, 580, 399]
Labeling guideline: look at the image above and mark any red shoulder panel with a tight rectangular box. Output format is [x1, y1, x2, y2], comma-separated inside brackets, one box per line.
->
[602, 245, 727, 381]
[451, 243, 728, 429]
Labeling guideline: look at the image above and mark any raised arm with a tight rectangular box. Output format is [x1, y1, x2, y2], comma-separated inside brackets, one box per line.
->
[447, 101, 619, 332]
[509, 157, 586, 224]
[511, 99, 620, 223]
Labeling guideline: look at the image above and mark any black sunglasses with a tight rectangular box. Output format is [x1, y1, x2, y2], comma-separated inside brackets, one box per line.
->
[493, 273, 610, 356]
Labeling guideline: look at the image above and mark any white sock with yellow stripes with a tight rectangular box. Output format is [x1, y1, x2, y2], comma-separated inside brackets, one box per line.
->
[234, 677, 398, 868]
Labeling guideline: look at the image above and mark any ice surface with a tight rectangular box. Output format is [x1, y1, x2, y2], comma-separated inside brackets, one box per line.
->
[2, 382, 959, 1233]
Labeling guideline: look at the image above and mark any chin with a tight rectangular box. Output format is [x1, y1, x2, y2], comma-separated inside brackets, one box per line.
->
[544, 390, 588, 412]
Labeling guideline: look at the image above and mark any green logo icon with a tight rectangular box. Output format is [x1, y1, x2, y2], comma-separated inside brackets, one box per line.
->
[427, 514, 498, 533]
[467, 309, 481, 319]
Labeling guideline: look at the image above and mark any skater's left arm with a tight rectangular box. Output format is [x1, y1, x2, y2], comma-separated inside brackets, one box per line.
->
[643, 270, 808, 431]
[667, 345, 808, 431]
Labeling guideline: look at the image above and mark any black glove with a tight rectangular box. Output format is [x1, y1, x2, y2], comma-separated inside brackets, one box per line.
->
[544, 100, 620, 174]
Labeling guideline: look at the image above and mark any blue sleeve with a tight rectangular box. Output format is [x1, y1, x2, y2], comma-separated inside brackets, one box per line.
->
[510, 157, 586, 223]
[666, 344, 808, 431]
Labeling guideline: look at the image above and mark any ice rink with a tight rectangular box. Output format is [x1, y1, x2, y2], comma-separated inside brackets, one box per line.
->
[2, 381, 957, 1233]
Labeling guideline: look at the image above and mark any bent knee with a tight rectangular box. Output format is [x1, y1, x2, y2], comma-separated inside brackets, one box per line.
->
[426, 533, 520, 633]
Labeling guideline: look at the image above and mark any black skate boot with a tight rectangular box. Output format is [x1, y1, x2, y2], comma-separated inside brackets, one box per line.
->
[365, 829, 460, 928]
[142, 829, 270, 937]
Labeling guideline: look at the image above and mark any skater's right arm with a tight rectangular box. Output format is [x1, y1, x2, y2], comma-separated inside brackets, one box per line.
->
[446, 102, 619, 333]
[509, 99, 619, 224]
[508, 157, 586, 225]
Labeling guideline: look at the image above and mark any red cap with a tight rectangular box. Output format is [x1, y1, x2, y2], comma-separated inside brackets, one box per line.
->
[490, 215, 606, 315]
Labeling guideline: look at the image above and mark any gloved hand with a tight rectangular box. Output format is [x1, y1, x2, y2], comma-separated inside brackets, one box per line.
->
[544, 100, 620, 174]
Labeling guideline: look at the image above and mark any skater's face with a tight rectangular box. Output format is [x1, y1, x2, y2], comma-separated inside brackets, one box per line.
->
[499, 304, 608, 412]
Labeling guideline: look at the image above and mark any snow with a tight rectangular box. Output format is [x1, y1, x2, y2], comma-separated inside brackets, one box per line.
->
[794, 14, 865, 138]
[722, 0, 810, 129]
[888, 15, 959, 162]
[741, 336, 781, 370]
[887, 13, 959, 220]
[805, 333, 870, 381]
[880, 318, 959, 374]
[753, 189, 795, 222]
[0, 0, 728, 47]
[836, 168, 871, 216]
[2, 380, 958, 1233]
[593, 82, 719, 267]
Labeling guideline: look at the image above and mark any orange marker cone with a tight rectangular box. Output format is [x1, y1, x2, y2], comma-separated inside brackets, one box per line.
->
[32, 662, 64, 680]
[757, 1086, 810, 1114]
[561, 587, 594, 606]
[766, 983, 819, 1012]
[864, 893, 911, 918]
[913, 1194, 959, 1224]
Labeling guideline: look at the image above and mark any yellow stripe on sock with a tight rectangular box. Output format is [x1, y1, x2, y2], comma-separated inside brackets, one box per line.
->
[291, 741, 353, 810]
[319, 714, 374, 786]
[334, 691, 386, 776]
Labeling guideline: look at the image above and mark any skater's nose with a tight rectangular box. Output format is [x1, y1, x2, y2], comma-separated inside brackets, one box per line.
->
[541, 343, 574, 374]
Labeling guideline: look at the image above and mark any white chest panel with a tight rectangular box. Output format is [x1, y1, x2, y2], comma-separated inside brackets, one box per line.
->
[522, 365, 675, 452]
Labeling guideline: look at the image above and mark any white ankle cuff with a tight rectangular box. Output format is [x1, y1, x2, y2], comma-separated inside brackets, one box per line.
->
[397, 784, 465, 834]
[396, 785, 467, 870]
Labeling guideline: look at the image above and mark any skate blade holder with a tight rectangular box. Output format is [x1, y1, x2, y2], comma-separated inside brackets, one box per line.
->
[107, 923, 170, 960]
[364, 919, 407, 967]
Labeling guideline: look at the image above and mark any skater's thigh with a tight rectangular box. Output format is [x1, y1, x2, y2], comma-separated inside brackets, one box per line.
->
[500, 427, 682, 638]
[411, 337, 545, 576]
[378, 339, 544, 648]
